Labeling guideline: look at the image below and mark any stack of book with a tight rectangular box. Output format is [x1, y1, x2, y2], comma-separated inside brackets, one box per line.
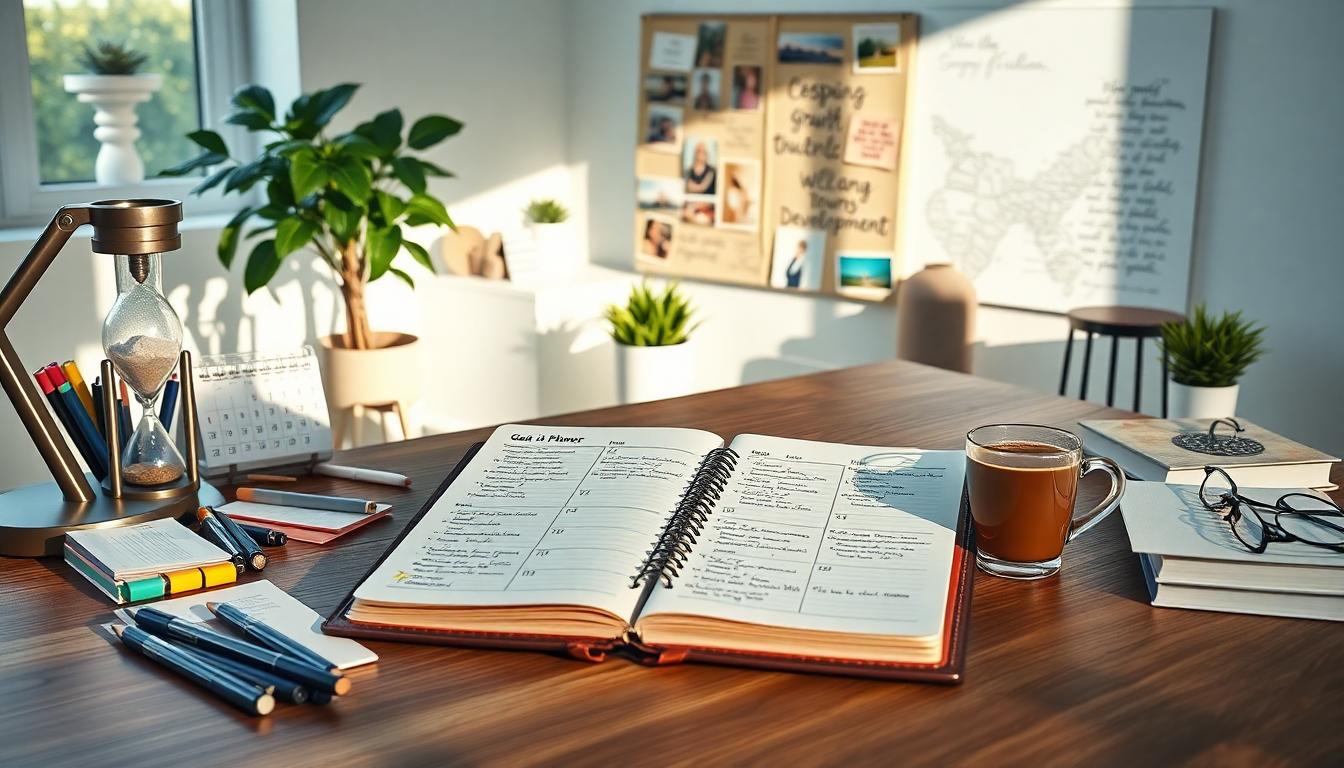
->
[66, 518, 237, 604]
[1120, 481, 1343, 621]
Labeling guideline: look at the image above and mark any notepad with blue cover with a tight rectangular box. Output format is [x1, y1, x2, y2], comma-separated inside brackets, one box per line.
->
[65, 518, 237, 604]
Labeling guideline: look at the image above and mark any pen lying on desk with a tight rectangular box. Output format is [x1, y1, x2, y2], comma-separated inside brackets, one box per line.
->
[131, 607, 351, 696]
[236, 486, 377, 515]
[172, 644, 310, 704]
[199, 507, 266, 571]
[313, 462, 412, 488]
[111, 624, 275, 717]
[208, 601, 339, 673]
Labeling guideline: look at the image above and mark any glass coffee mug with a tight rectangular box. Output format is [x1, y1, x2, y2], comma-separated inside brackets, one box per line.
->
[965, 424, 1126, 579]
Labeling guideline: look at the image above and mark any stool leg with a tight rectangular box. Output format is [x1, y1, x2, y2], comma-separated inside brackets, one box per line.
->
[380, 407, 390, 444]
[1059, 329, 1074, 396]
[351, 404, 364, 448]
[1106, 335, 1119, 407]
[394, 401, 410, 441]
[1079, 332, 1094, 401]
[1133, 337, 1144, 413]
[332, 408, 348, 451]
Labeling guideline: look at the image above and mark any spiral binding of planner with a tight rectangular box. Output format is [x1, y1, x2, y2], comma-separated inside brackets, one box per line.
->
[632, 447, 739, 588]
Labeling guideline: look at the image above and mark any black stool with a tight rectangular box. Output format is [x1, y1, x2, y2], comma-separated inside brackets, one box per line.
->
[1059, 306, 1184, 416]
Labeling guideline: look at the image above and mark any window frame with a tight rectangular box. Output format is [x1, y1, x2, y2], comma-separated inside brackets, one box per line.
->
[0, 0, 255, 226]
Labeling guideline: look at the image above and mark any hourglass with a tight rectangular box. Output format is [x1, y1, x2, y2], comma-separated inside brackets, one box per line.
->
[0, 199, 223, 556]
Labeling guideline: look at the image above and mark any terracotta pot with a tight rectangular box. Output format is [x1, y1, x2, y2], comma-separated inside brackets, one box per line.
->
[1168, 381, 1239, 419]
[616, 341, 693, 404]
[896, 263, 976, 373]
[318, 332, 421, 410]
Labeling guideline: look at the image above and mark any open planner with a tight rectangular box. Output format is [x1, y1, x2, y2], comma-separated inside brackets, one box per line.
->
[324, 425, 974, 682]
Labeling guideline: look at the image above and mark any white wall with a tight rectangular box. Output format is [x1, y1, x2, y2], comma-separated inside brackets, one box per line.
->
[566, 0, 1344, 456]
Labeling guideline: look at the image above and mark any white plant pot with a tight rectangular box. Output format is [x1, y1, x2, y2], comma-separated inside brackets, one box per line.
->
[319, 332, 422, 410]
[63, 73, 163, 185]
[616, 341, 694, 404]
[1167, 381, 1239, 419]
[531, 222, 582, 279]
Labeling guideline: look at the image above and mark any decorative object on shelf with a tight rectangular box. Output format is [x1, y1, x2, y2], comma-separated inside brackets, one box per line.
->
[896, 263, 976, 373]
[63, 40, 162, 185]
[524, 198, 580, 278]
[162, 83, 462, 432]
[1160, 304, 1266, 419]
[606, 281, 698, 404]
[0, 199, 223, 558]
[437, 226, 507, 279]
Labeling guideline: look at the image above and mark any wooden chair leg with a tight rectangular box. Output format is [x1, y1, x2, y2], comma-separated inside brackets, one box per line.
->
[1105, 334, 1119, 406]
[393, 401, 410, 441]
[1058, 329, 1074, 396]
[1079, 332, 1094, 401]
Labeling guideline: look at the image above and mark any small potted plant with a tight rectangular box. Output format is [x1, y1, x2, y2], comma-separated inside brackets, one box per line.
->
[605, 281, 699, 404]
[64, 41, 162, 184]
[524, 198, 580, 277]
[1161, 304, 1266, 418]
[162, 83, 462, 436]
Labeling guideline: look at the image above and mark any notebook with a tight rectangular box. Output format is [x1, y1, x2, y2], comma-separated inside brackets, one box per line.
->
[217, 500, 392, 544]
[115, 580, 377, 669]
[324, 424, 975, 683]
[1079, 418, 1338, 489]
[65, 518, 237, 604]
[1121, 481, 1344, 619]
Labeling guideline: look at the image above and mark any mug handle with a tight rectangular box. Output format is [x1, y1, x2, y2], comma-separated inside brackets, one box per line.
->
[1067, 457, 1127, 541]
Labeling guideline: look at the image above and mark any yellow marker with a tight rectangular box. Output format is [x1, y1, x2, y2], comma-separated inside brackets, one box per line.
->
[61, 361, 98, 426]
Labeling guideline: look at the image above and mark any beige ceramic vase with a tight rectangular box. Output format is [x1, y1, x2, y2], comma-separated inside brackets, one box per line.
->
[896, 263, 976, 373]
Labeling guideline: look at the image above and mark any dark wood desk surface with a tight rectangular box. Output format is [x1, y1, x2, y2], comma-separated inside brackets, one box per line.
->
[2, 361, 1340, 767]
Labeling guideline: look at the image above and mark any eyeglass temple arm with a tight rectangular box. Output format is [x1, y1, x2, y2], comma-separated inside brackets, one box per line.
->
[0, 206, 96, 503]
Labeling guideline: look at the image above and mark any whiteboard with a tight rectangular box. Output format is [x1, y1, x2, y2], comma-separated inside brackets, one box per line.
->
[899, 8, 1212, 313]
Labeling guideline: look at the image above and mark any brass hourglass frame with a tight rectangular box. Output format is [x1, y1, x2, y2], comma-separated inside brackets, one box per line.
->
[0, 199, 222, 557]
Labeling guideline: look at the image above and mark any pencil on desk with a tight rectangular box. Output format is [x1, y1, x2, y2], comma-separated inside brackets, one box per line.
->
[236, 487, 377, 515]
[246, 473, 297, 483]
[111, 624, 275, 717]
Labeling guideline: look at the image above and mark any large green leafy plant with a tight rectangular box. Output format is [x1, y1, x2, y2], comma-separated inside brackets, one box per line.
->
[605, 282, 698, 347]
[162, 83, 461, 349]
[1161, 304, 1266, 388]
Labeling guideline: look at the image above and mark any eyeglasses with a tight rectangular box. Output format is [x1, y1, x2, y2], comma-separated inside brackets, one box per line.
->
[1198, 466, 1344, 554]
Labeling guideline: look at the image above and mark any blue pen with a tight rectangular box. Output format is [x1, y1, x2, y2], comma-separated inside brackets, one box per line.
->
[159, 373, 179, 431]
[45, 365, 108, 480]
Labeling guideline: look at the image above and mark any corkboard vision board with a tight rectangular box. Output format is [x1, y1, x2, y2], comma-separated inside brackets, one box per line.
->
[634, 13, 917, 302]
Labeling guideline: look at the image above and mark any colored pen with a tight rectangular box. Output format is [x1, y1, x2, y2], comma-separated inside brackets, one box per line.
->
[46, 364, 108, 479]
[36, 367, 106, 480]
[237, 521, 287, 547]
[117, 377, 133, 449]
[173, 644, 310, 704]
[314, 462, 412, 488]
[199, 507, 266, 571]
[34, 368, 83, 460]
[132, 607, 351, 696]
[61, 360, 98, 427]
[196, 512, 246, 574]
[112, 624, 275, 716]
[91, 378, 106, 438]
[208, 601, 339, 673]
[159, 373, 179, 432]
[235, 487, 376, 515]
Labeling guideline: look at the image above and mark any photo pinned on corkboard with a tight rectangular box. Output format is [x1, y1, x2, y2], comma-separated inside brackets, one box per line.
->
[638, 214, 676, 261]
[637, 176, 683, 214]
[644, 73, 688, 103]
[731, 65, 763, 111]
[770, 226, 826, 291]
[682, 137, 719, 195]
[690, 68, 722, 111]
[719, 159, 760, 231]
[836, 252, 895, 300]
[777, 32, 845, 65]
[694, 21, 726, 67]
[681, 196, 716, 227]
[853, 23, 901, 73]
[645, 104, 682, 152]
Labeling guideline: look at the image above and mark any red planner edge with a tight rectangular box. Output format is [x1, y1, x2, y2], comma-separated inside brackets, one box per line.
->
[323, 442, 976, 682]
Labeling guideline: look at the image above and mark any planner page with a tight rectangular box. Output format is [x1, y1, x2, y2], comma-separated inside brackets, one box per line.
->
[353, 424, 723, 623]
[637, 434, 966, 641]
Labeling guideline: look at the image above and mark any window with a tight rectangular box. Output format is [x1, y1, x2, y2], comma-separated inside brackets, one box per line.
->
[0, 0, 251, 224]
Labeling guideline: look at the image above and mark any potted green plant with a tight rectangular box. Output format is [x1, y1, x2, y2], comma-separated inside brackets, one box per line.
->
[162, 82, 461, 432]
[1160, 304, 1266, 418]
[605, 281, 698, 403]
[524, 198, 580, 277]
[64, 41, 161, 184]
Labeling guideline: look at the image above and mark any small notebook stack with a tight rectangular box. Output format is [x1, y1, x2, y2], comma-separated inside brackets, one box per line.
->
[1080, 418, 1338, 489]
[1121, 481, 1344, 621]
[66, 518, 237, 604]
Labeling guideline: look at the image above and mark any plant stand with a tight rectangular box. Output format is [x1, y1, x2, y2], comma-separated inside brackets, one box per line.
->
[63, 73, 163, 185]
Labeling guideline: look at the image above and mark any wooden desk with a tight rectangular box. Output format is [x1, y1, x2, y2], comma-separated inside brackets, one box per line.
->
[2, 361, 1340, 766]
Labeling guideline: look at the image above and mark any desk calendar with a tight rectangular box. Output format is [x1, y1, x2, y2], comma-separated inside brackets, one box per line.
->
[193, 348, 334, 477]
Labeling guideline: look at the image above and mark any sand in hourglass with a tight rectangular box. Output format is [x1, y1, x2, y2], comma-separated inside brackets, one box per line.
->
[107, 334, 183, 485]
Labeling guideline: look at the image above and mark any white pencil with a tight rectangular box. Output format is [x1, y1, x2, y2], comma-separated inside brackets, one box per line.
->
[313, 462, 412, 488]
